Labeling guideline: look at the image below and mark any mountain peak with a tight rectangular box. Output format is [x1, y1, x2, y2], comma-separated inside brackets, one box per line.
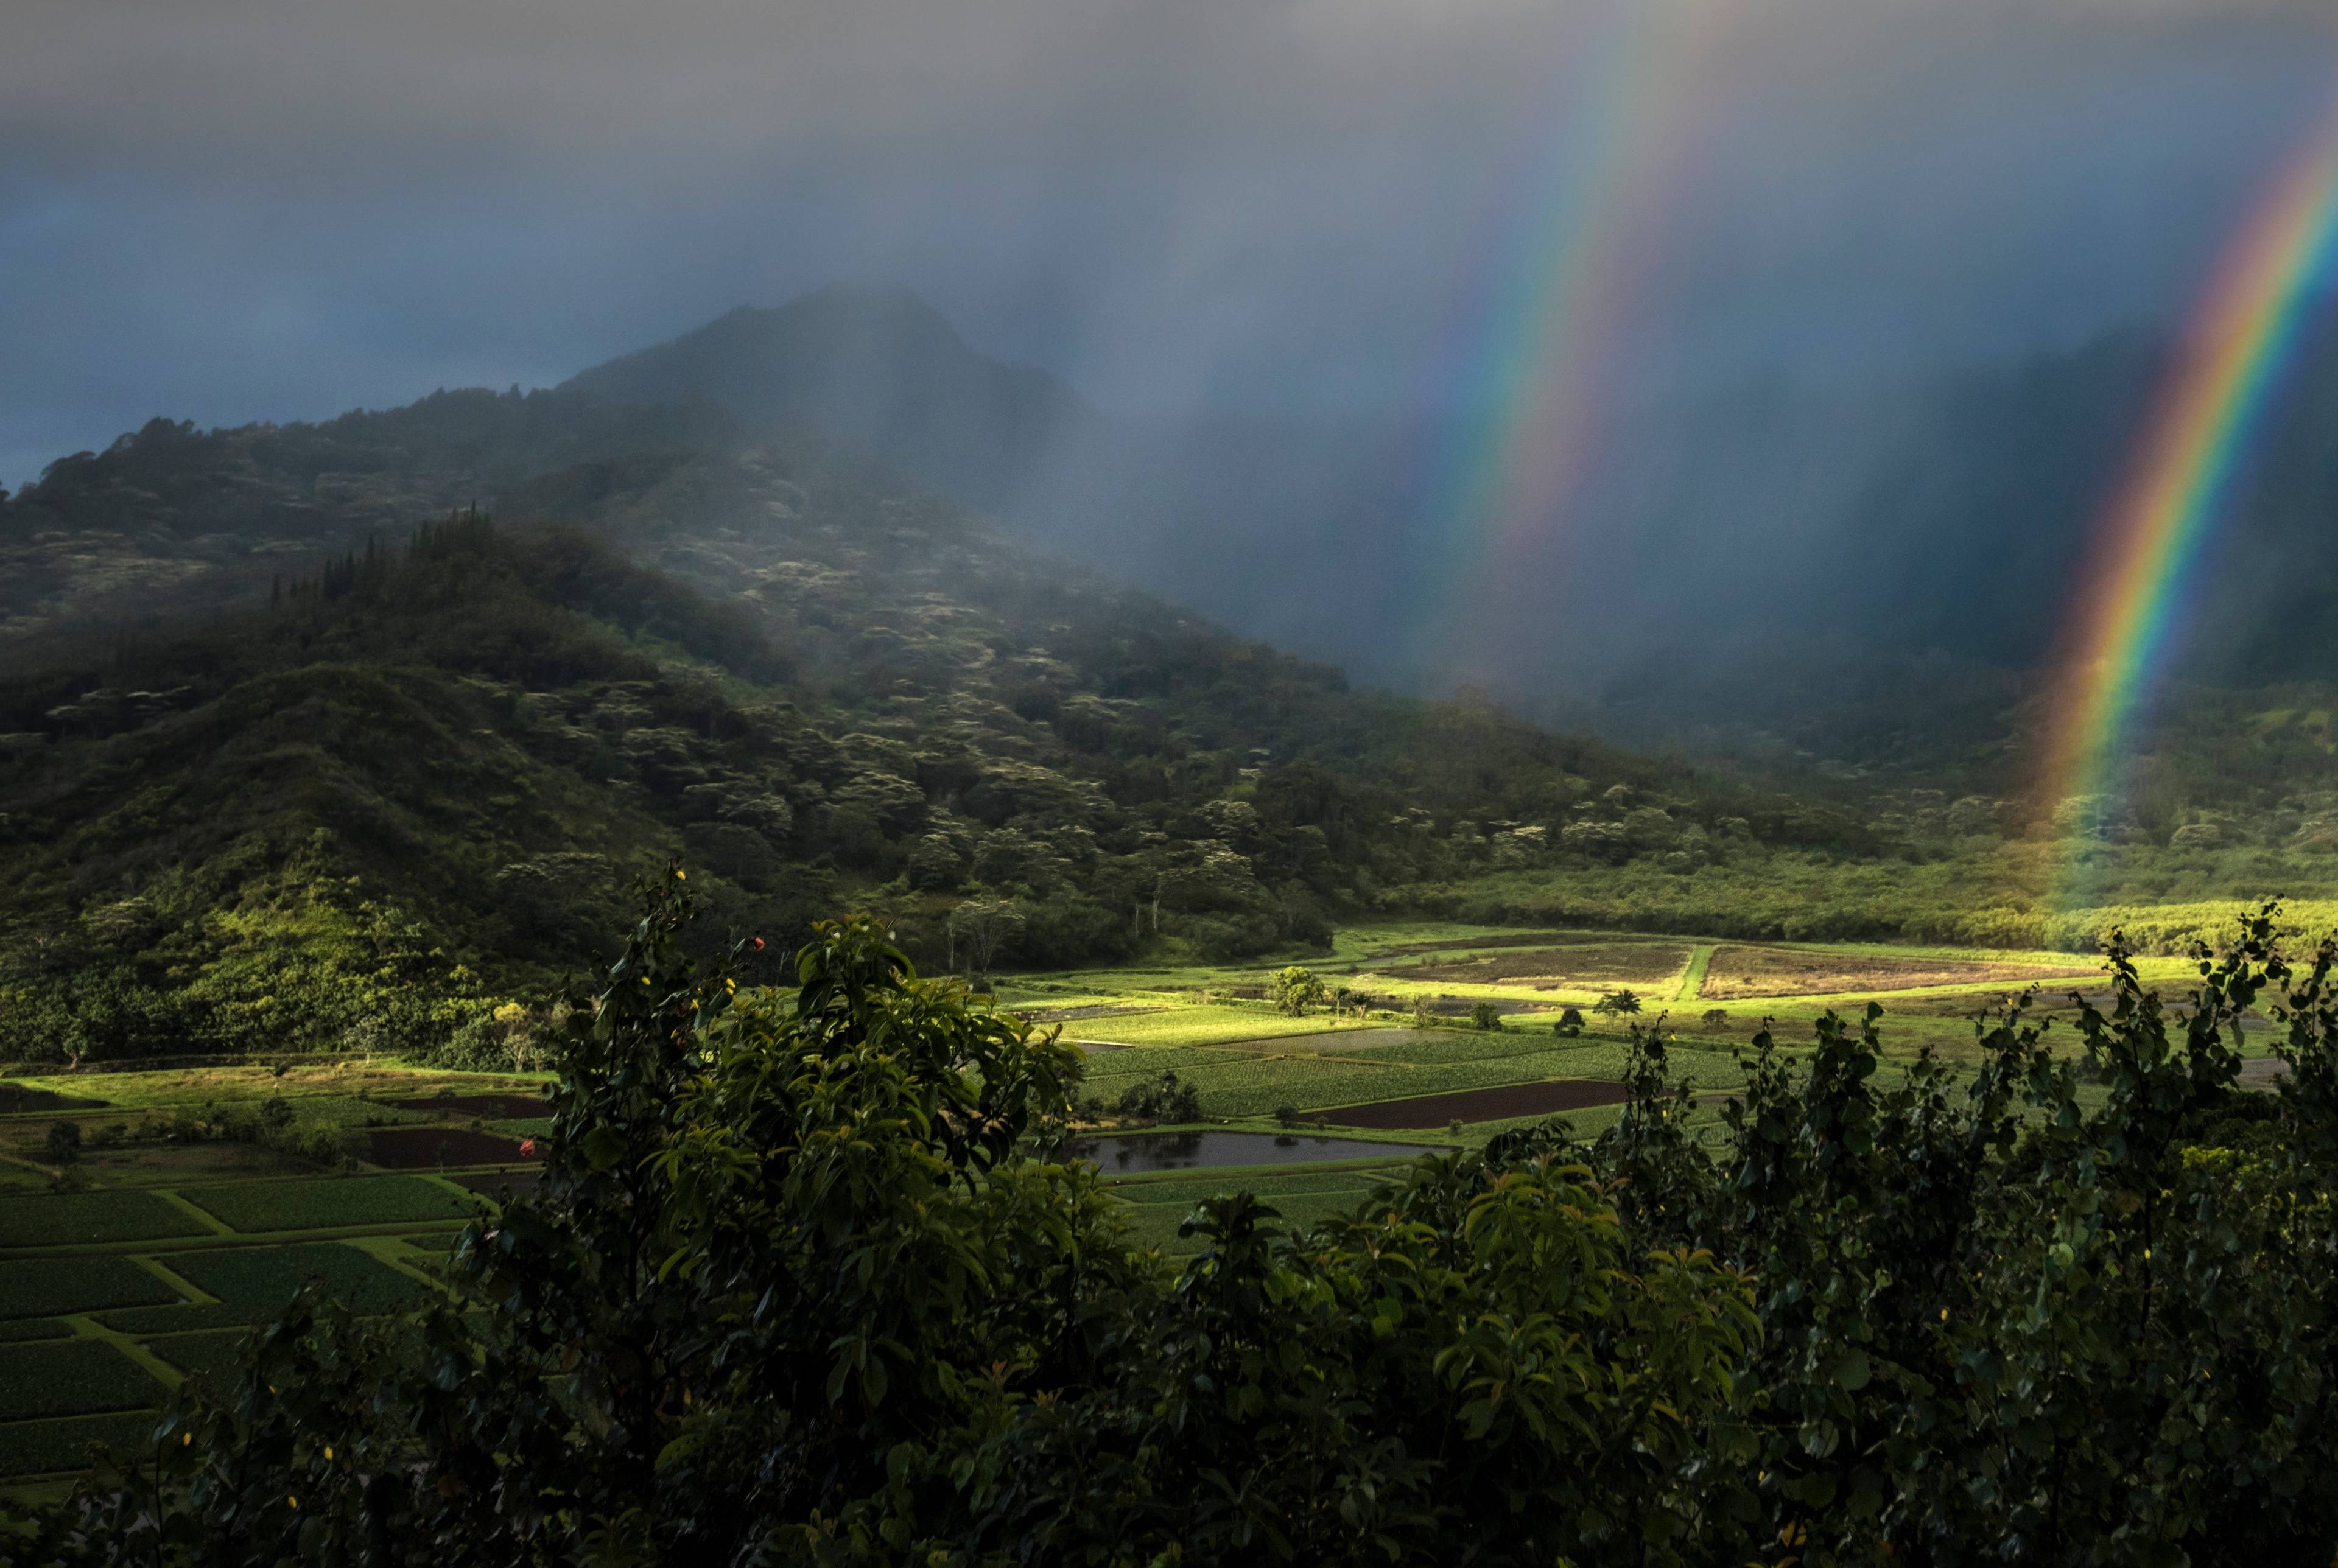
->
[560, 285, 1100, 508]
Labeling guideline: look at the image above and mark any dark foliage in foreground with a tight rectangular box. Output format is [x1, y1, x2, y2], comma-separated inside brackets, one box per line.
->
[14, 891, 2338, 1566]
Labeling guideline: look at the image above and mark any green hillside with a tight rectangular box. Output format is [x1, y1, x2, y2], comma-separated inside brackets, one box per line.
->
[0, 404, 1877, 1066]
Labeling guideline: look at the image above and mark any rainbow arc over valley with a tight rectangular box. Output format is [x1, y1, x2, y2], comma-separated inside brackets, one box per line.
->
[2038, 88, 2338, 870]
[1405, 0, 1741, 677]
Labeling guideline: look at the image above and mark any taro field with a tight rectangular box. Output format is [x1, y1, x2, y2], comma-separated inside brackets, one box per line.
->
[0, 1067, 545, 1494]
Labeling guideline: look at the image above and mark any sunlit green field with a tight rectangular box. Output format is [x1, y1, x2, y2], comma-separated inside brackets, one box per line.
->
[1011, 920, 2219, 1138]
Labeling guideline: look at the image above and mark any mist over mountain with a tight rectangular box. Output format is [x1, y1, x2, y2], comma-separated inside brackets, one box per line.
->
[558, 287, 1104, 514]
[525, 287, 2338, 786]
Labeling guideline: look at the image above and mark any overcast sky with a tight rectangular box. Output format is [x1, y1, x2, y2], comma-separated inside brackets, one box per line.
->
[7, 0, 2338, 492]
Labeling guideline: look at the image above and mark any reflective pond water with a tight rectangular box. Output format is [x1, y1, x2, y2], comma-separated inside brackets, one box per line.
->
[1065, 1130, 1439, 1174]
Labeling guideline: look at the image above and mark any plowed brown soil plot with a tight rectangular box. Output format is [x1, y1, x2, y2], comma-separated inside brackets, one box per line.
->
[1325, 1080, 1633, 1129]
[388, 1094, 551, 1118]
[1699, 947, 2097, 1001]
[366, 1127, 538, 1169]
[1405, 943, 1690, 990]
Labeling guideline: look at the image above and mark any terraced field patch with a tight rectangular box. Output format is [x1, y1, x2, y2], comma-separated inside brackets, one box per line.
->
[97, 1242, 433, 1334]
[0, 1340, 166, 1422]
[0, 1190, 214, 1250]
[0, 1318, 73, 1343]
[1699, 947, 2097, 1001]
[0, 1257, 183, 1320]
[181, 1175, 476, 1233]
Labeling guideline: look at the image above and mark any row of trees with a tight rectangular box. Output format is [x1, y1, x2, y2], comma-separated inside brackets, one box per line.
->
[16, 886, 2338, 1563]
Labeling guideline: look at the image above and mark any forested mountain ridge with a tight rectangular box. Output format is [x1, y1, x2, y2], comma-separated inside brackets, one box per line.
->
[0, 389, 735, 640]
[0, 394, 1864, 1065]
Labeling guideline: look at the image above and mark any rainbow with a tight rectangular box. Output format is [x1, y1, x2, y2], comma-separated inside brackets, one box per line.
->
[2038, 89, 2338, 864]
[1405, 0, 1740, 681]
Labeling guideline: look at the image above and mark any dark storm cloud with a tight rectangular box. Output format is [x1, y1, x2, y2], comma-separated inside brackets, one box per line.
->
[4, 0, 2337, 492]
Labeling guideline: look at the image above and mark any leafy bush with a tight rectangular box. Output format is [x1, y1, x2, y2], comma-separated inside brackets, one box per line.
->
[1469, 999, 1501, 1030]
[1113, 1069, 1204, 1124]
[1555, 1004, 1585, 1036]
[1273, 964, 1325, 1016]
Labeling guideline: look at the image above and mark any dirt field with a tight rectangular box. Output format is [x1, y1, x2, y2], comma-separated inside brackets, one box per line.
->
[1698, 947, 2096, 1001]
[1403, 943, 1691, 990]
[1322, 1079, 1634, 1128]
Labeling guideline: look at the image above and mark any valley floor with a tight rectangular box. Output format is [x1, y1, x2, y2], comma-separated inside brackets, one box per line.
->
[0, 920, 2270, 1494]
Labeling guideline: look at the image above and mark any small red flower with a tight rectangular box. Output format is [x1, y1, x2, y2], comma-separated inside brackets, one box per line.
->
[749, 936, 766, 952]
[518, 1138, 538, 1158]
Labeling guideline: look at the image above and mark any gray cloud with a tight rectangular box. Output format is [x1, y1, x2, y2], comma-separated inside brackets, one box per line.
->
[4, 0, 2337, 494]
